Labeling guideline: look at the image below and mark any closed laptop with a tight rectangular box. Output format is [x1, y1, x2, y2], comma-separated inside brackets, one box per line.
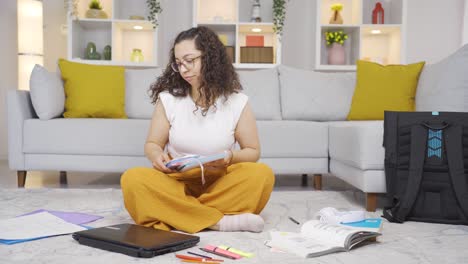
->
[72, 223, 200, 258]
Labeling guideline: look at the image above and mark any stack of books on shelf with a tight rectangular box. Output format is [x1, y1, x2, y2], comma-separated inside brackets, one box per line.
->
[240, 35, 273, 64]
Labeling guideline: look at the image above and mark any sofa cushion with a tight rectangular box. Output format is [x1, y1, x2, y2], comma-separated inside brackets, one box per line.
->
[328, 121, 384, 170]
[237, 68, 282, 120]
[347, 60, 425, 120]
[23, 119, 149, 156]
[330, 160, 386, 193]
[278, 65, 356, 121]
[416, 44, 468, 111]
[23, 119, 328, 159]
[125, 68, 162, 119]
[257, 120, 328, 157]
[29, 64, 65, 120]
[25, 155, 151, 173]
[58, 59, 126, 118]
[260, 158, 329, 175]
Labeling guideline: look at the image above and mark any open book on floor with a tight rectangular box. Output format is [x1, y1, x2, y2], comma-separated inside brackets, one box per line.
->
[165, 152, 227, 172]
[267, 220, 381, 258]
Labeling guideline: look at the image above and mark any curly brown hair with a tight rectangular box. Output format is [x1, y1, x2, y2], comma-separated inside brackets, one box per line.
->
[149, 26, 242, 116]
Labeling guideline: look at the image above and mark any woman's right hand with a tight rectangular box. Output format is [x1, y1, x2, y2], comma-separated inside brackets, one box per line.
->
[152, 152, 174, 173]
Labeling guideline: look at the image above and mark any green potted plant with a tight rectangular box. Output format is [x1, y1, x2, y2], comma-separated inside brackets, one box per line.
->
[85, 0, 108, 19]
[325, 30, 348, 46]
[273, 0, 289, 38]
[325, 30, 348, 65]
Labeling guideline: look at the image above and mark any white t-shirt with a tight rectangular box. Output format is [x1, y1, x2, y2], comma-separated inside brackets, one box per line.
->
[159, 91, 248, 158]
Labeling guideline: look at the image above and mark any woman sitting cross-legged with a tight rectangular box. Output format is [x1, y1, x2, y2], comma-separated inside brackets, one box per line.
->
[120, 26, 275, 234]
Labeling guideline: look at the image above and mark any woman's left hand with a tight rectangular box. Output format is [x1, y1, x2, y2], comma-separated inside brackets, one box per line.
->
[204, 159, 226, 171]
[204, 150, 233, 170]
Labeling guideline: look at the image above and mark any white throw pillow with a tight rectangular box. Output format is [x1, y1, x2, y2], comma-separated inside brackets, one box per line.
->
[416, 44, 468, 111]
[125, 68, 162, 119]
[29, 64, 65, 120]
[237, 68, 282, 120]
[278, 65, 356, 121]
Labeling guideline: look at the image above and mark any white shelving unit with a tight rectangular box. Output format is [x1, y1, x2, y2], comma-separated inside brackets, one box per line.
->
[315, 0, 406, 71]
[68, 0, 158, 67]
[193, 0, 281, 69]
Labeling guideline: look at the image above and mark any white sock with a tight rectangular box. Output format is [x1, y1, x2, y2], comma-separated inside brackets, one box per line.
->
[215, 213, 265, 233]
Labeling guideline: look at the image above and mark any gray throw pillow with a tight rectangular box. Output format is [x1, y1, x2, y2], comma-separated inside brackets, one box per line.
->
[278, 65, 356, 121]
[29, 64, 65, 120]
[125, 68, 162, 119]
[237, 68, 282, 120]
[416, 44, 468, 111]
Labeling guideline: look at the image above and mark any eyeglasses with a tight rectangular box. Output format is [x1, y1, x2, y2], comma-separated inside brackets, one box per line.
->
[171, 55, 202, 72]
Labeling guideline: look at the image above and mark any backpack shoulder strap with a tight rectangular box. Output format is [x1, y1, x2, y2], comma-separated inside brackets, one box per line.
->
[392, 125, 427, 222]
[444, 125, 468, 218]
[383, 111, 398, 163]
[383, 112, 399, 202]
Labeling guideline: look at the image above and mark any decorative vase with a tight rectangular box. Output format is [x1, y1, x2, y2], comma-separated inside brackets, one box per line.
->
[131, 49, 144, 62]
[88, 52, 101, 60]
[327, 43, 345, 65]
[251, 0, 261, 22]
[85, 42, 101, 60]
[372, 2, 385, 24]
[329, 10, 343, 24]
[85, 9, 108, 19]
[85, 42, 96, 59]
[103, 45, 111, 60]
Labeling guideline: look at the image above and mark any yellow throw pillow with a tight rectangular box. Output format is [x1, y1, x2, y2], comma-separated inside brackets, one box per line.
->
[58, 59, 127, 118]
[347, 60, 425, 120]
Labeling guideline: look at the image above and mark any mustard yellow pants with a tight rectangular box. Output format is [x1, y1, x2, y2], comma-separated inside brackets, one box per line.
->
[120, 162, 275, 233]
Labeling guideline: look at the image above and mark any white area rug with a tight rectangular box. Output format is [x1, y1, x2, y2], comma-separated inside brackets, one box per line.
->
[1, 188, 467, 264]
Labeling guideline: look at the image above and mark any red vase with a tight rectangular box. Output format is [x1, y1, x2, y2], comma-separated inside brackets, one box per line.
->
[328, 43, 345, 65]
[372, 2, 385, 24]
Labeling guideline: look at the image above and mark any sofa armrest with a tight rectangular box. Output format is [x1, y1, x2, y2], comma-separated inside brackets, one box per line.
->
[7, 90, 36, 170]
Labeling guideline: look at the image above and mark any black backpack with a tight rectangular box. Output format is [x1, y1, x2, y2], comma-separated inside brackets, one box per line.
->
[383, 111, 468, 225]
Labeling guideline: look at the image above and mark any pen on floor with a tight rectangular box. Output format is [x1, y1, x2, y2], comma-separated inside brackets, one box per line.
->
[181, 260, 220, 264]
[199, 247, 237, 260]
[187, 251, 212, 259]
[288, 216, 300, 225]
[175, 254, 223, 262]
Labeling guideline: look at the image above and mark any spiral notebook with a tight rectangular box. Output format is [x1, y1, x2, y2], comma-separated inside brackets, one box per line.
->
[165, 152, 227, 172]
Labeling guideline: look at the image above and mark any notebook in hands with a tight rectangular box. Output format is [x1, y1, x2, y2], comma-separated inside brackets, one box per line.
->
[72, 224, 200, 258]
[165, 152, 227, 172]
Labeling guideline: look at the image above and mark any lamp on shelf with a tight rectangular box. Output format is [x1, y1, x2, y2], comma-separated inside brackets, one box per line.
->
[17, 0, 43, 90]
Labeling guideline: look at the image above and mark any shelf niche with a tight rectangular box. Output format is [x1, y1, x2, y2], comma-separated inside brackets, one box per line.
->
[194, 0, 281, 69]
[315, 0, 405, 71]
[68, 0, 158, 67]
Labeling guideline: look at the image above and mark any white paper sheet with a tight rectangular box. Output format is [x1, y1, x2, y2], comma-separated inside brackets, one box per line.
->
[0, 211, 86, 240]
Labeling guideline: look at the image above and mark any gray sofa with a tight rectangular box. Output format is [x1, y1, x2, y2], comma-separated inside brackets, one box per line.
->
[8, 65, 381, 210]
[8, 45, 467, 211]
